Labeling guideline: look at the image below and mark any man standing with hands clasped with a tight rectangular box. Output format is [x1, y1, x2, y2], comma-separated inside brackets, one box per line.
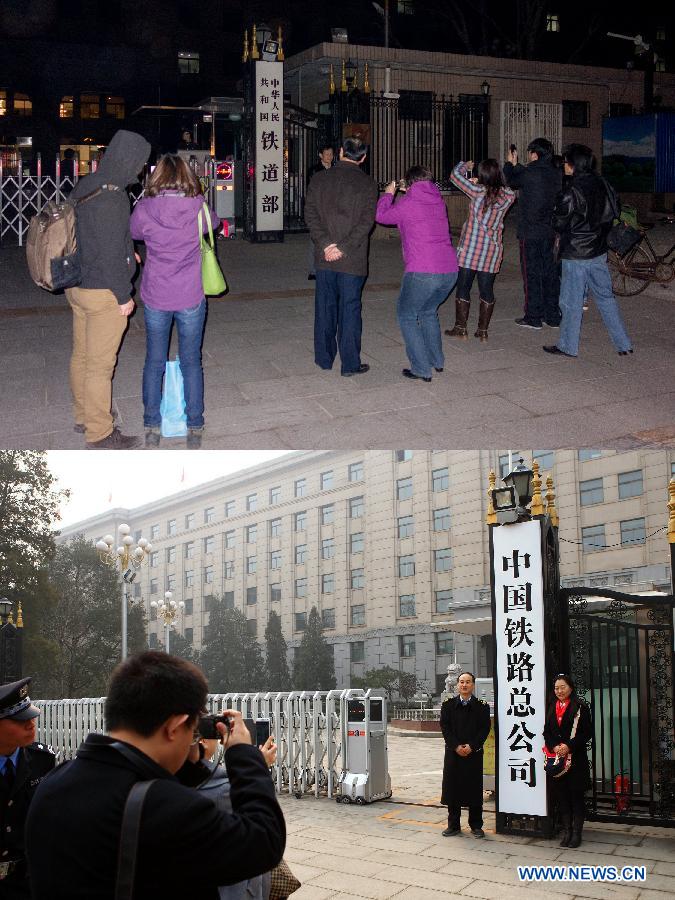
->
[440, 672, 491, 838]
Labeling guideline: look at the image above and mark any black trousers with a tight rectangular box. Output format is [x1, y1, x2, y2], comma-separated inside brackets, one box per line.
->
[456, 267, 496, 303]
[448, 800, 483, 830]
[556, 788, 586, 824]
[519, 237, 560, 325]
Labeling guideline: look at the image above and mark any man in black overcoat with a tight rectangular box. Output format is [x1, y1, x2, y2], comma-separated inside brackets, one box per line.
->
[0, 677, 57, 899]
[440, 671, 491, 837]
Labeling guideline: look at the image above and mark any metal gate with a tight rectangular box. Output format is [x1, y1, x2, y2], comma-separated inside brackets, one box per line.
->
[500, 101, 563, 161]
[559, 586, 675, 826]
[283, 105, 325, 233]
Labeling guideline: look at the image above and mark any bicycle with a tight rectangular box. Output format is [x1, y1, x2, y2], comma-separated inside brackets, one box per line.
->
[608, 219, 675, 297]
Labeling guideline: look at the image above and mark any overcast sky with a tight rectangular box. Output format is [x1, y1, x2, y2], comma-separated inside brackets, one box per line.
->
[48, 451, 291, 528]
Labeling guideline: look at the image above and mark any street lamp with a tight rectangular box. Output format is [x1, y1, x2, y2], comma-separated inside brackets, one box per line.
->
[150, 591, 185, 654]
[0, 598, 12, 623]
[481, 80, 490, 96]
[491, 457, 535, 525]
[96, 524, 152, 660]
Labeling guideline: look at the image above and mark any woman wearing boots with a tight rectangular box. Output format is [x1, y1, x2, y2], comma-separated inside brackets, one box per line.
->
[543, 674, 593, 848]
[447, 160, 515, 340]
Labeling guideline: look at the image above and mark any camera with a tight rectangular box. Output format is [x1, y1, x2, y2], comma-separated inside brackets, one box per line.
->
[198, 714, 232, 739]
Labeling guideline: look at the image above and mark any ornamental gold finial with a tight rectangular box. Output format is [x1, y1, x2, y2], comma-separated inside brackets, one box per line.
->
[668, 477, 675, 544]
[251, 24, 260, 59]
[329, 63, 335, 95]
[341, 59, 348, 92]
[545, 475, 559, 528]
[17, 601, 23, 628]
[242, 29, 249, 63]
[277, 25, 284, 61]
[8, 609, 14, 625]
[364, 62, 370, 93]
[530, 461, 545, 517]
[487, 470, 497, 525]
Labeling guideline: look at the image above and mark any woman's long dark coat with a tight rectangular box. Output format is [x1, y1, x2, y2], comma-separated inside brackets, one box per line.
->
[440, 695, 491, 806]
[543, 697, 593, 793]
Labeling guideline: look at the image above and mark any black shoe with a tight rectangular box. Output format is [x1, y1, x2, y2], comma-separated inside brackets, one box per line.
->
[308, 274, 316, 281]
[545, 321, 561, 328]
[145, 428, 160, 448]
[434, 367, 444, 373]
[618, 349, 634, 356]
[471, 828, 485, 839]
[402, 368, 431, 383]
[515, 317, 542, 330]
[86, 428, 140, 450]
[187, 428, 203, 449]
[543, 345, 576, 357]
[342, 364, 370, 377]
[442, 827, 461, 836]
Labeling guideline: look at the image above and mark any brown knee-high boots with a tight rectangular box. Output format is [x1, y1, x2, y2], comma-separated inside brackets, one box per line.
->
[445, 298, 470, 338]
[474, 299, 495, 341]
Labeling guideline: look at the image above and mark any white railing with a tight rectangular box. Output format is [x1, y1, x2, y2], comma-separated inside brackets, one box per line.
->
[391, 708, 441, 721]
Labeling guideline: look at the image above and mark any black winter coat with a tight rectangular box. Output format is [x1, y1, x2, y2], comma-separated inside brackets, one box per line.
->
[25, 734, 286, 900]
[503, 158, 562, 240]
[552, 172, 620, 260]
[440, 695, 491, 807]
[543, 698, 593, 793]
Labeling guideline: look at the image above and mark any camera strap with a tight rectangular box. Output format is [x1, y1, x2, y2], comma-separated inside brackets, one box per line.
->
[115, 778, 156, 900]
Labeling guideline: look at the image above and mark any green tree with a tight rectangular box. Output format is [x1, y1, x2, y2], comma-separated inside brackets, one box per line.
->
[155, 627, 196, 663]
[351, 666, 424, 702]
[199, 603, 265, 693]
[292, 607, 336, 690]
[264, 610, 291, 691]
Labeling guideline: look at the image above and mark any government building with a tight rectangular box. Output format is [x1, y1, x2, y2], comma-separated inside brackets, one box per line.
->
[59, 450, 675, 695]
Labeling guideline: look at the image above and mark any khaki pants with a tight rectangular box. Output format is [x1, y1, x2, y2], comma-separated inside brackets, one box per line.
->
[66, 287, 128, 443]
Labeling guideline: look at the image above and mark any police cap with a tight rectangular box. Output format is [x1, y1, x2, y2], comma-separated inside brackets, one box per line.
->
[0, 677, 40, 721]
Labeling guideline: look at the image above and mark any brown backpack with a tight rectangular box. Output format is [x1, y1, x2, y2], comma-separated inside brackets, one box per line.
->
[26, 184, 119, 292]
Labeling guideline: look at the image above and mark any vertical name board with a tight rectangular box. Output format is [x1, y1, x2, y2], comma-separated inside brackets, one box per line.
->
[254, 60, 284, 232]
[492, 520, 547, 817]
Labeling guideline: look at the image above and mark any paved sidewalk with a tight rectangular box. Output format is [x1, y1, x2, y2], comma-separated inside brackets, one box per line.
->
[1, 222, 674, 449]
[278, 732, 675, 900]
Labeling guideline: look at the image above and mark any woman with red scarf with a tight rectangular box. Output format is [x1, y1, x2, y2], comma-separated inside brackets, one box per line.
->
[543, 674, 592, 848]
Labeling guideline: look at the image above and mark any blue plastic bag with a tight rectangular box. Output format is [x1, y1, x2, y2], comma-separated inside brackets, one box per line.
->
[160, 357, 188, 438]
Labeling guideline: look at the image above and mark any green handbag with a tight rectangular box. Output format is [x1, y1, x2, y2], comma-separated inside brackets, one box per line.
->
[198, 202, 227, 296]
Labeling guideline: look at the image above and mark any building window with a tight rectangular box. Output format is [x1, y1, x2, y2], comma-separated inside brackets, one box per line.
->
[582, 524, 606, 553]
[562, 100, 589, 128]
[246, 619, 258, 637]
[59, 95, 73, 118]
[185, 513, 195, 529]
[434, 507, 451, 531]
[150, 551, 158, 568]
[133, 583, 141, 598]
[295, 612, 307, 631]
[204, 535, 214, 554]
[349, 461, 364, 482]
[223, 591, 234, 609]
[350, 532, 364, 554]
[149, 632, 158, 648]
[580, 478, 604, 506]
[656, 25, 666, 41]
[150, 578, 158, 595]
[224, 560, 234, 579]
[105, 96, 124, 118]
[399, 594, 416, 617]
[246, 493, 257, 512]
[321, 470, 334, 490]
[270, 583, 281, 602]
[295, 577, 307, 598]
[204, 565, 214, 584]
[0, 90, 7, 116]
[184, 627, 193, 644]
[609, 103, 633, 117]
[269, 517, 282, 537]
[350, 641, 365, 662]
[322, 573, 334, 594]
[13, 92, 32, 116]
[399, 635, 416, 658]
[620, 518, 646, 546]
[351, 604, 365, 626]
[204, 507, 215, 524]
[178, 50, 200, 74]
[185, 570, 194, 587]
[269, 486, 281, 505]
[321, 503, 334, 526]
[204, 596, 215, 613]
[656, 59, 666, 73]
[247, 586, 257, 605]
[150, 524, 160, 540]
[295, 478, 307, 498]
[578, 449, 601, 461]
[166, 519, 176, 536]
[499, 453, 521, 479]
[184, 597, 193, 614]
[435, 631, 454, 656]
[435, 548, 452, 573]
[246, 524, 257, 544]
[322, 608, 335, 629]
[396, 449, 413, 461]
[397, 477, 413, 501]
[295, 544, 307, 565]
[399, 555, 415, 577]
[224, 501, 235, 517]
[225, 530, 236, 549]
[270, 549, 282, 570]
[322, 538, 335, 559]
[246, 556, 257, 575]
[546, 13, 560, 32]
[349, 497, 364, 518]
[184, 541, 195, 559]
[533, 450, 554, 471]
[618, 470, 643, 499]
[397, 1, 415, 14]
[398, 515, 414, 539]
[351, 568, 365, 590]
[165, 573, 175, 591]
[166, 546, 176, 565]
[295, 510, 307, 531]
[435, 589, 453, 613]
[432, 467, 449, 492]
[80, 93, 100, 118]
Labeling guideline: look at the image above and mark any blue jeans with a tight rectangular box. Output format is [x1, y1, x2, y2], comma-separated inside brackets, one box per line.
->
[143, 300, 207, 428]
[557, 255, 632, 356]
[397, 272, 457, 378]
[314, 270, 367, 374]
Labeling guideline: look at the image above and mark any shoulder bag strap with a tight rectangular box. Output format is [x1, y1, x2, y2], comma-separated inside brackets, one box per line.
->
[201, 201, 215, 250]
[115, 779, 156, 900]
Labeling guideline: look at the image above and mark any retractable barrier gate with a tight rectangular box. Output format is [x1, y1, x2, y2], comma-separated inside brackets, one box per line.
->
[36, 689, 390, 802]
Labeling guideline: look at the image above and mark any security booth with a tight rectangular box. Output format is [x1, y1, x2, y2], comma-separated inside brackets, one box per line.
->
[337, 689, 392, 804]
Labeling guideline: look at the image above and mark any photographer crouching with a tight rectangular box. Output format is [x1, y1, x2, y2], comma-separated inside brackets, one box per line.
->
[25, 652, 286, 900]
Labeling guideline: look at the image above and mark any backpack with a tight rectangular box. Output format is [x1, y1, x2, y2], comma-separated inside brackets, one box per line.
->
[26, 184, 119, 292]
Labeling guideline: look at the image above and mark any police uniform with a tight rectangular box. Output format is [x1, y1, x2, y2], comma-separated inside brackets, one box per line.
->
[0, 678, 57, 899]
[440, 694, 491, 834]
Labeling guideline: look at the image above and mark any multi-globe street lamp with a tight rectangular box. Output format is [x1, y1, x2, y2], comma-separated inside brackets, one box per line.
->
[96, 524, 152, 660]
[150, 591, 185, 654]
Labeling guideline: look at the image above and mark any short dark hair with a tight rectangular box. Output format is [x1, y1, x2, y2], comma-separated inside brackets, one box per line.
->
[562, 143, 595, 174]
[404, 165, 433, 186]
[527, 137, 553, 159]
[105, 651, 208, 737]
[342, 137, 368, 161]
[318, 143, 334, 155]
[457, 671, 476, 683]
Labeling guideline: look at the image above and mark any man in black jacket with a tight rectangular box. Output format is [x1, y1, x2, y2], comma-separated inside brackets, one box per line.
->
[304, 137, 379, 376]
[544, 144, 633, 358]
[66, 129, 151, 449]
[504, 137, 562, 329]
[25, 652, 285, 900]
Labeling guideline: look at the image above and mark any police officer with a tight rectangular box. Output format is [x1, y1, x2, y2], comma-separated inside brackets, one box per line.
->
[0, 677, 56, 898]
[440, 671, 491, 838]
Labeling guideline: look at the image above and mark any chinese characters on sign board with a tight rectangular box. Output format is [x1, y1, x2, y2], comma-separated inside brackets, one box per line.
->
[255, 61, 284, 232]
[493, 521, 547, 816]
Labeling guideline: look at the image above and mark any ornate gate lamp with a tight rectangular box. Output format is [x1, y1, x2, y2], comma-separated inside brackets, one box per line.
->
[0, 598, 23, 684]
[150, 591, 185, 654]
[96, 525, 152, 660]
[491, 457, 536, 524]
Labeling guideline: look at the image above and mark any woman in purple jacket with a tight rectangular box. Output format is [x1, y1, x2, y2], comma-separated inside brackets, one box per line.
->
[130, 155, 220, 448]
[376, 166, 458, 381]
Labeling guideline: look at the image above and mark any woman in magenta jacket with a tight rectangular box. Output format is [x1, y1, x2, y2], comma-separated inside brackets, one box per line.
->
[376, 166, 458, 382]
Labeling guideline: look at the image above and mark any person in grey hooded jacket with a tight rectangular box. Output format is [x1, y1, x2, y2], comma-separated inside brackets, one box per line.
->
[66, 129, 151, 449]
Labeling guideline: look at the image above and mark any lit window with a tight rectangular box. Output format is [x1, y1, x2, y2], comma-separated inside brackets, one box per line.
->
[59, 96, 73, 118]
[80, 93, 100, 118]
[546, 13, 560, 32]
[620, 518, 646, 546]
[178, 51, 200, 74]
[399, 594, 416, 617]
[0, 90, 6, 116]
[14, 93, 32, 116]
[105, 96, 124, 119]
[399, 635, 415, 658]
[618, 470, 643, 500]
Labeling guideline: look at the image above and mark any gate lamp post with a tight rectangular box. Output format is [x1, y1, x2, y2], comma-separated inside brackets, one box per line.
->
[151, 591, 185, 654]
[491, 457, 535, 525]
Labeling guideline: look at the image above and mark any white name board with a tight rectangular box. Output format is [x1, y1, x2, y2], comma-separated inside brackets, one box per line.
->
[493, 520, 547, 816]
[254, 60, 284, 232]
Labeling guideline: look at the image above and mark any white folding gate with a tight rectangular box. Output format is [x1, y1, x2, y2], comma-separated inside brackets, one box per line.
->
[499, 101, 563, 161]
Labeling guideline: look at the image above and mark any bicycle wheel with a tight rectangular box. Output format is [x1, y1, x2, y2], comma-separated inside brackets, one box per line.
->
[609, 245, 652, 296]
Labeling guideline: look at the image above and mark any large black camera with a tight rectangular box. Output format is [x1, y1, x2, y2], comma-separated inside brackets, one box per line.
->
[198, 714, 232, 739]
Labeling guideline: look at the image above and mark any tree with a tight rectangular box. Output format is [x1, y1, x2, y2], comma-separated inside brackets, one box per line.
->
[155, 627, 195, 663]
[199, 603, 265, 693]
[351, 666, 424, 702]
[264, 610, 291, 691]
[292, 607, 336, 691]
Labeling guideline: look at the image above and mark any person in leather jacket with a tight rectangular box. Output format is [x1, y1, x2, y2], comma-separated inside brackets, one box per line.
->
[544, 144, 633, 358]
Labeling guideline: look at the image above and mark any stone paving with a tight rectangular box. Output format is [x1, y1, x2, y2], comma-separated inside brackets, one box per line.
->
[277, 732, 675, 900]
[1, 221, 674, 449]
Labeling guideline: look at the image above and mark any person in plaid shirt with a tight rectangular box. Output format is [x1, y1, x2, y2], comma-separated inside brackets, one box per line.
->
[447, 160, 515, 340]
